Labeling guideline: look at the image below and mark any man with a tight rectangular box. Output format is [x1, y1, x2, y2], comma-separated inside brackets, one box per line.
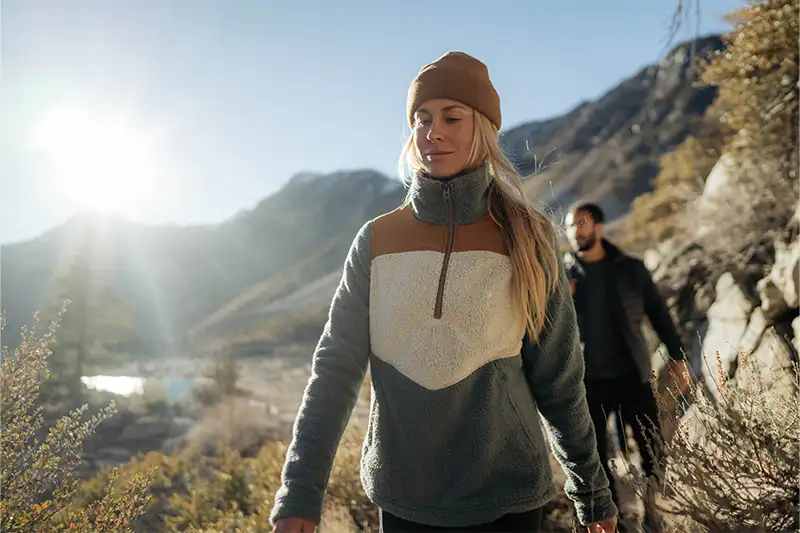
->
[565, 202, 688, 531]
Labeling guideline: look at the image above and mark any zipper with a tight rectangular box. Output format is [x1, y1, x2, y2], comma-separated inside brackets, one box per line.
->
[433, 183, 455, 319]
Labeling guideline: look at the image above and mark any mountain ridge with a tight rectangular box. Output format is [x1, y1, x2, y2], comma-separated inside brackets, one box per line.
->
[1, 35, 726, 352]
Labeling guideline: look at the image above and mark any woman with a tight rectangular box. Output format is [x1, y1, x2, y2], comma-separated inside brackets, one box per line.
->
[271, 51, 618, 533]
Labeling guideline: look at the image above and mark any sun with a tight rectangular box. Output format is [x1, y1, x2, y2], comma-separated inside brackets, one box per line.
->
[32, 104, 160, 214]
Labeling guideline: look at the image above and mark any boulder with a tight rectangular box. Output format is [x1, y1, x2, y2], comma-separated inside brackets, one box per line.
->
[735, 327, 798, 402]
[794, 316, 800, 353]
[644, 249, 661, 272]
[756, 234, 799, 322]
[738, 308, 768, 356]
[771, 237, 799, 309]
[701, 273, 755, 398]
[757, 276, 790, 320]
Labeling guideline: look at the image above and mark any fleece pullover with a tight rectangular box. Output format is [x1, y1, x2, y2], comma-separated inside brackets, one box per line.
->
[269, 165, 617, 527]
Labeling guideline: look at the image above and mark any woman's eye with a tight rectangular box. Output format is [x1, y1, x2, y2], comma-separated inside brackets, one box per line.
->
[445, 117, 461, 123]
[416, 118, 432, 126]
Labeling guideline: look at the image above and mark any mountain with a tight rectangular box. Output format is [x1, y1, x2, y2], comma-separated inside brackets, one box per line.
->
[0, 170, 404, 351]
[504, 35, 724, 226]
[0, 36, 724, 353]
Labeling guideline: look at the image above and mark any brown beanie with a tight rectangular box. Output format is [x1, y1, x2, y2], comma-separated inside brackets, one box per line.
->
[407, 51, 501, 130]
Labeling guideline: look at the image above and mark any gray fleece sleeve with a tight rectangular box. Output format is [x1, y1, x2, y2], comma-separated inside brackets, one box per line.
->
[522, 239, 617, 526]
[269, 222, 372, 525]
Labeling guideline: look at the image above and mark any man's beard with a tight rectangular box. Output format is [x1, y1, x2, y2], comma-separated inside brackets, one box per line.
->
[577, 233, 597, 252]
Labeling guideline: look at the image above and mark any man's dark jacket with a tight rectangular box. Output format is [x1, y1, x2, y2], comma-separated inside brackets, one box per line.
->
[565, 238, 684, 384]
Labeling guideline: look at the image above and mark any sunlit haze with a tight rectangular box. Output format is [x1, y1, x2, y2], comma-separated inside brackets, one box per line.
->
[31, 103, 163, 213]
[0, 0, 741, 245]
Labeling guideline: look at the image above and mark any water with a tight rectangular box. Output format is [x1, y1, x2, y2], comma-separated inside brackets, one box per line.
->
[80, 375, 196, 402]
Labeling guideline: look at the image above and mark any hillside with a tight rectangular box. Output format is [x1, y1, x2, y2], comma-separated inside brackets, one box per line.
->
[1, 35, 723, 353]
[505, 35, 724, 225]
[192, 35, 727, 347]
[0, 170, 404, 350]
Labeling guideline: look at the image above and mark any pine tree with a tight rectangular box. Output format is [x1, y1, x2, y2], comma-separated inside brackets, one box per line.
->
[42, 230, 138, 402]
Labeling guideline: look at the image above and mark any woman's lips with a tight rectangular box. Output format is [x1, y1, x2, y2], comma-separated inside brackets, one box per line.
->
[426, 151, 454, 159]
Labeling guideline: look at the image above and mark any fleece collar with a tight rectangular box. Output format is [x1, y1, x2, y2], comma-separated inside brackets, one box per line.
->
[408, 164, 492, 226]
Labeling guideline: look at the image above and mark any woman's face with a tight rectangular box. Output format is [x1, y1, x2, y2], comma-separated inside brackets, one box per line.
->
[412, 99, 475, 178]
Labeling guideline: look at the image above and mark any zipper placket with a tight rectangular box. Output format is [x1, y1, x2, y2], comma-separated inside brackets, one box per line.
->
[433, 183, 455, 319]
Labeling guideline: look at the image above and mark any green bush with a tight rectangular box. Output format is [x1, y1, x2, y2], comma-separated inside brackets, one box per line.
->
[0, 312, 156, 532]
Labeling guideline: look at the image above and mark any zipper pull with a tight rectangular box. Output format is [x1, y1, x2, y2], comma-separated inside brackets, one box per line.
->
[443, 183, 452, 200]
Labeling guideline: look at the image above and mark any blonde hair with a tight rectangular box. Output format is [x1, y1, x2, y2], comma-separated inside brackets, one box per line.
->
[398, 110, 559, 342]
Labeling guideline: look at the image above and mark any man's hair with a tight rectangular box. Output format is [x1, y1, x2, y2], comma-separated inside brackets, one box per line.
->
[570, 202, 605, 224]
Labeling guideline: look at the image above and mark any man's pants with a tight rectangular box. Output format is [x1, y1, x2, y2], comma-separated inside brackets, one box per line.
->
[584, 372, 663, 508]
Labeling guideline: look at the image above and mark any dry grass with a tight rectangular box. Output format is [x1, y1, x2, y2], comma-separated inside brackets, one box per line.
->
[185, 396, 290, 457]
[619, 349, 799, 532]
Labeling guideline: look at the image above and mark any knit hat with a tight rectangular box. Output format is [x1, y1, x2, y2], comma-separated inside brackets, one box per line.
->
[407, 51, 502, 130]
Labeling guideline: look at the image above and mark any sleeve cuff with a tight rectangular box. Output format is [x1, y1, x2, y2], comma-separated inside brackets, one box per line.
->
[573, 490, 618, 526]
[269, 483, 324, 526]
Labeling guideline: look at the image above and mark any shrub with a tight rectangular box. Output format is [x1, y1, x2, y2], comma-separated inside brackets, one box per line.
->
[700, 0, 798, 190]
[185, 396, 288, 457]
[623, 131, 723, 251]
[191, 343, 248, 408]
[622, 351, 799, 532]
[165, 397, 376, 532]
[625, 0, 798, 267]
[0, 312, 156, 532]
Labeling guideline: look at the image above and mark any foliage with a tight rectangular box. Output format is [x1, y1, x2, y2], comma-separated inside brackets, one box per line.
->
[624, 0, 799, 260]
[84, 426, 372, 533]
[700, 0, 798, 187]
[191, 343, 247, 407]
[162, 443, 283, 533]
[623, 130, 723, 250]
[690, 0, 799, 278]
[0, 312, 155, 532]
[621, 351, 799, 532]
[185, 396, 287, 459]
[42, 237, 139, 400]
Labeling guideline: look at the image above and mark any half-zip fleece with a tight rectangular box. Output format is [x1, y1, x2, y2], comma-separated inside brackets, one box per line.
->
[270, 164, 617, 527]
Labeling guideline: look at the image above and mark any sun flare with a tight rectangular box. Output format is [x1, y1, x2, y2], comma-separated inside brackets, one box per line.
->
[32, 104, 161, 213]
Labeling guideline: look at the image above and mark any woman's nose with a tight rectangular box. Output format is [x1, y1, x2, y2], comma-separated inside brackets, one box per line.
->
[426, 120, 444, 142]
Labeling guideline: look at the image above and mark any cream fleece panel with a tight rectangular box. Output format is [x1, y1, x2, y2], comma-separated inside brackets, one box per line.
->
[369, 249, 525, 390]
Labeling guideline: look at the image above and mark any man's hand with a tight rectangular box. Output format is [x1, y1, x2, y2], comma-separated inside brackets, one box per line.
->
[586, 516, 617, 532]
[667, 359, 691, 395]
[274, 517, 316, 533]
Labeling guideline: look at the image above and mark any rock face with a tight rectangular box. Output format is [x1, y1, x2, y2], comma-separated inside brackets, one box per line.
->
[690, 207, 799, 401]
[700, 273, 757, 397]
[757, 235, 800, 319]
[509, 36, 724, 225]
[794, 316, 800, 352]
[735, 326, 797, 401]
[652, 200, 800, 405]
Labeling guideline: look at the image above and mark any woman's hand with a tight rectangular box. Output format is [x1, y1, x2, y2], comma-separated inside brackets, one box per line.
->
[586, 515, 617, 532]
[274, 517, 317, 533]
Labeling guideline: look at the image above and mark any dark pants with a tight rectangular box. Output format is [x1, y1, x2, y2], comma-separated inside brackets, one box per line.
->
[584, 372, 662, 508]
[380, 507, 544, 533]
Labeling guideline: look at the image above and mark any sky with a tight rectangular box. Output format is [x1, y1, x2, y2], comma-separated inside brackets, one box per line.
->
[0, 0, 742, 245]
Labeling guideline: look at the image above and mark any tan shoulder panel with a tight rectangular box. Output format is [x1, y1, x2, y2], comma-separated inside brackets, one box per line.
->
[371, 206, 508, 258]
